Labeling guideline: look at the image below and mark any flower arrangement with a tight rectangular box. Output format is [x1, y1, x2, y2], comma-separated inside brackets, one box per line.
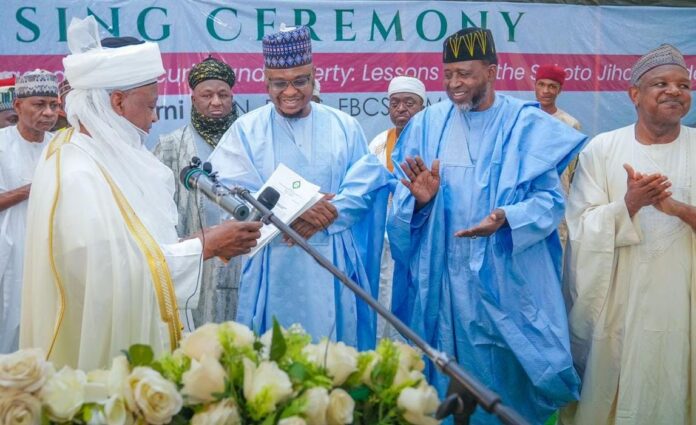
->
[0, 320, 441, 425]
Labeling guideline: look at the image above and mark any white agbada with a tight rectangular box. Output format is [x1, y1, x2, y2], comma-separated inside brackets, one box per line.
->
[20, 17, 202, 370]
[562, 124, 696, 425]
[0, 126, 51, 353]
[368, 129, 399, 341]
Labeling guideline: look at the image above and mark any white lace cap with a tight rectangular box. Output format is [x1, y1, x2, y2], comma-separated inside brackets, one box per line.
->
[63, 16, 165, 90]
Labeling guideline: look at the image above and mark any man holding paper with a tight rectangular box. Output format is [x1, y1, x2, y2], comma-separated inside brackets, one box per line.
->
[210, 25, 393, 350]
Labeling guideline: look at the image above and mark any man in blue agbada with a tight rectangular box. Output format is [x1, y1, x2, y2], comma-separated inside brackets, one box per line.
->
[388, 27, 586, 424]
[210, 25, 392, 350]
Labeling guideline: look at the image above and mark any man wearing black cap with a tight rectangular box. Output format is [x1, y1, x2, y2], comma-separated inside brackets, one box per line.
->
[388, 27, 586, 423]
[154, 56, 240, 328]
[562, 44, 694, 424]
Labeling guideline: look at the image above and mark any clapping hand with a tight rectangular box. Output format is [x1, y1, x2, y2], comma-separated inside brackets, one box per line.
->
[623, 163, 671, 217]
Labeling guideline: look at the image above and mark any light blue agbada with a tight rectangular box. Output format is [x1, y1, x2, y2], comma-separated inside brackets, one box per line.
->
[210, 102, 392, 350]
[388, 94, 586, 424]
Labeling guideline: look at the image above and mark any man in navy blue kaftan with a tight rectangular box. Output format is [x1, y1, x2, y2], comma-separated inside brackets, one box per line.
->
[388, 27, 586, 424]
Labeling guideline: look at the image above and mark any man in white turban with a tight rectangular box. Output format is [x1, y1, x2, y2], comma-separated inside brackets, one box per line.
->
[368, 75, 426, 340]
[20, 16, 261, 370]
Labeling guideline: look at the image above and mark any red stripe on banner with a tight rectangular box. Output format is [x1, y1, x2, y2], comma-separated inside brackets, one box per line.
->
[3, 52, 696, 94]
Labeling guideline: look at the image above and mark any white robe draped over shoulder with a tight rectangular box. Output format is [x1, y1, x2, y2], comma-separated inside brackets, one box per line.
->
[20, 129, 202, 371]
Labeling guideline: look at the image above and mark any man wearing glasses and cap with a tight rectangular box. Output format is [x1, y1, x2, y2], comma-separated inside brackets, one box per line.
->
[210, 25, 393, 350]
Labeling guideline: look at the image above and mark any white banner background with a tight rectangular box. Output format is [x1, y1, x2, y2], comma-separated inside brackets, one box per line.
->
[1, 0, 694, 148]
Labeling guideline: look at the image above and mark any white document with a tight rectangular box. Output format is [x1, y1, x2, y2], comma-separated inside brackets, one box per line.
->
[248, 163, 323, 257]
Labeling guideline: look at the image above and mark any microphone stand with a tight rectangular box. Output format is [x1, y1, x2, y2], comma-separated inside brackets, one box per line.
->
[228, 184, 530, 425]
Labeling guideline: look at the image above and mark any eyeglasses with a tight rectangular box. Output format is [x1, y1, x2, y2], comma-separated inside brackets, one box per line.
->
[268, 75, 312, 92]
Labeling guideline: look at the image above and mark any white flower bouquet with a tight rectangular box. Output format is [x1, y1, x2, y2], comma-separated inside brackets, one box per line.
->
[0, 320, 441, 425]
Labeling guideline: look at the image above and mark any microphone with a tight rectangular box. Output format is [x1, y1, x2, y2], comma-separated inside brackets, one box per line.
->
[180, 160, 250, 221]
[248, 187, 281, 222]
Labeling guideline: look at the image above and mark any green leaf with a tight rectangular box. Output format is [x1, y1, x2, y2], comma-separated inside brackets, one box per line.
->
[269, 318, 287, 362]
[260, 413, 277, 425]
[348, 384, 372, 402]
[128, 344, 154, 367]
[82, 404, 93, 422]
[168, 414, 190, 425]
[287, 362, 308, 383]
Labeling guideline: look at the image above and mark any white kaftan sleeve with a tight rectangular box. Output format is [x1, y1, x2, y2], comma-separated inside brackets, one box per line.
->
[564, 135, 641, 373]
[161, 238, 203, 330]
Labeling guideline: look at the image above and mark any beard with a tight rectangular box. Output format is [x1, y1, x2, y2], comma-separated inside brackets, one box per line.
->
[453, 83, 490, 112]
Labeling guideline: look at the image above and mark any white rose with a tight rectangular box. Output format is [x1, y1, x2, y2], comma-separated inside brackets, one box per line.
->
[393, 368, 426, 388]
[85, 369, 110, 403]
[359, 352, 381, 386]
[303, 387, 329, 425]
[124, 367, 182, 425]
[243, 358, 293, 417]
[394, 342, 425, 372]
[278, 416, 307, 425]
[181, 355, 227, 405]
[104, 395, 133, 425]
[258, 329, 274, 359]
[0, 349, 54, 393]
[304, 341, 358, 386]
[397, 385, 440, 425]
[191, 399, 241, 425]
[220, 321, 256, 349]
[327, 388, 354, 425]
[180, 323, 222, 361]
[39, 366, 86, 422]
[0, 388, 42, 425]
[108, 355, 130, 398]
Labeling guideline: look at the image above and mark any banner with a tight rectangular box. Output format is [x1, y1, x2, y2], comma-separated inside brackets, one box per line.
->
[1, 0, 695, 148]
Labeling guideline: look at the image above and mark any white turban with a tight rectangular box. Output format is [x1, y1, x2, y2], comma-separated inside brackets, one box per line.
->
[388, 76, 426, 103]
[63, 16, 164, 90]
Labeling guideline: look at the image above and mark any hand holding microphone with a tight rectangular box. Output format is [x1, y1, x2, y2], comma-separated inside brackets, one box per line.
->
[181, 157, 281, 260]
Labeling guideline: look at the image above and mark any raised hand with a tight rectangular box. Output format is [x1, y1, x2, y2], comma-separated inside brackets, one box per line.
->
[455, 208, 507, 238]
[623, 163, 671, 217]
[400, 156, 440, 209]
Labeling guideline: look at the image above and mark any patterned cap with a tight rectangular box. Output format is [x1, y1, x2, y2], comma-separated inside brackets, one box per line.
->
[58, 79, 72, 100]
[188, 56, 236, 89]
[16, 69, 59, 99]
[443, 28, 497, 64]
[262, 25, 312, 69]
[631, 44, 687, 86]
[0, 75, 16, 112]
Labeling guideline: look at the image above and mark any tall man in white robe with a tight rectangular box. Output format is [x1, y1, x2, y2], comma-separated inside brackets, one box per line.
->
[20, 16, 262, 370]
[210, 25, 393, 350]
[368, 76, 426, 340]
[562, 44, 694, 425]
[154, 56, 241, 327]
[0, 70, 59, 353]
